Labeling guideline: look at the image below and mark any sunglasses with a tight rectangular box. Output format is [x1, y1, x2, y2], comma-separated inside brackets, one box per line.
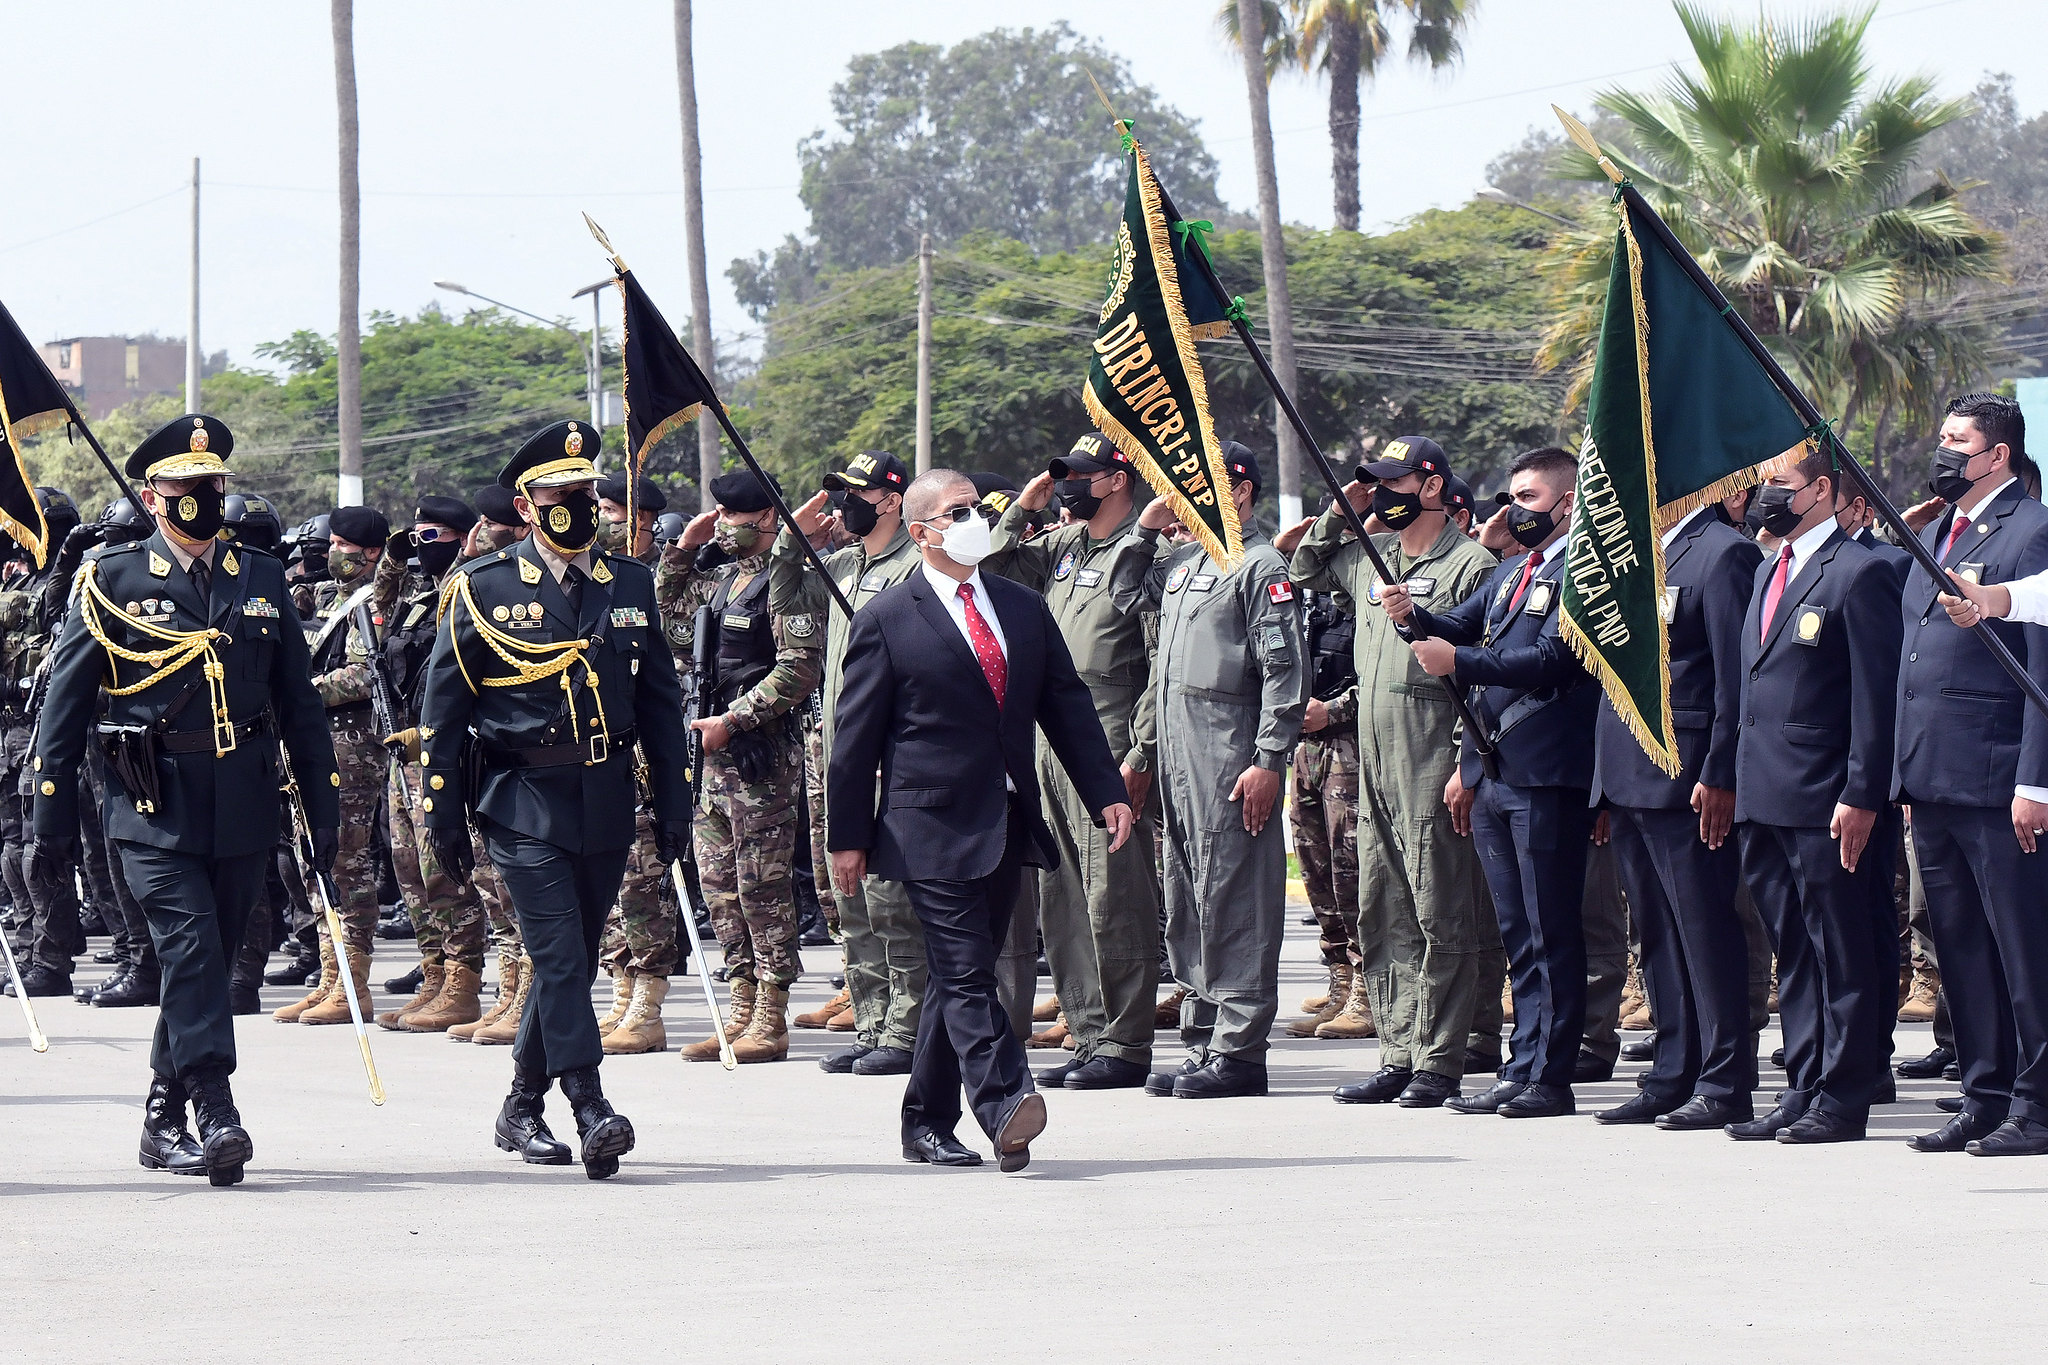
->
[410, 526, 457, 543]
[916, 505, 979, 527]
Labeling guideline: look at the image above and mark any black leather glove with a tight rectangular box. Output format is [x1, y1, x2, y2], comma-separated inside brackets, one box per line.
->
[427, 827, 475, 882]
[56, 522, 99, 571]
[655, 819, 691, 867]
[311, 827, 340, 875]
[28, 837, 76, 886]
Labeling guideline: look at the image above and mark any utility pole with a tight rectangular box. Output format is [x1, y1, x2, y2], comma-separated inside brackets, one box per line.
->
[186, 157, 201, 412]
[674, 0, 719, 508]
[333, 0, 363, 507]
[1237, 0, 1304, 526]
[915, 232, 933, 474]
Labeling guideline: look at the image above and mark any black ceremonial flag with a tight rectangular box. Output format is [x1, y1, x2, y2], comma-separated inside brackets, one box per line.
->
[0, 299, 64, 565]
[612, 264, 717, 475]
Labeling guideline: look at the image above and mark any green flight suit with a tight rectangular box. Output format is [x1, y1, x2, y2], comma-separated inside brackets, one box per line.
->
[985, 502, 1160, 1066]
[768, 523, 926, 1051]
[1290, 515, 1506, 1080]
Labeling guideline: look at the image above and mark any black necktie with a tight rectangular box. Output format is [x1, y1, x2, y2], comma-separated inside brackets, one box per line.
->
[563, 565, 584, 617]
[190, 558, 210, 603]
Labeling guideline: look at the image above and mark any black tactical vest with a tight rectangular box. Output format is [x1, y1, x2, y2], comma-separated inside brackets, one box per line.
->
[1306, 592, 1357, 704]
[709, 567, 775, 710]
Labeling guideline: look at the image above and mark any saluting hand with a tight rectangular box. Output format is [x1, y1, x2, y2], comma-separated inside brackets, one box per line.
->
[1830, 803, 1877, 873]
[1137, 496, 1176, 531]
[1229, 765, 1281, 835]
[1272, 516, 1317, 556]
[792, 489, 835, 538]
[680, 510, 719, 551]
[1018, 473, 1056, 513]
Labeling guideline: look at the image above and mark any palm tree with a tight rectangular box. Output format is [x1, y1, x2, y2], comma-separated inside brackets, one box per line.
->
[1539, 3, 2000, 497]
[1231, 0, 1304, 521]
[332, 0, 362, 505]
[674, 0, 720, 509]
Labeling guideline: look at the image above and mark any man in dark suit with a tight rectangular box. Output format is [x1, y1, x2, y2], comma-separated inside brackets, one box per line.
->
[829, 469, 1133, 1173]
[1381, 446, 1599, 1118]
[1896, 392, 2048, 1155]
[1730, 446, 1902, 1144]
[1588, 504, 1762, 1129]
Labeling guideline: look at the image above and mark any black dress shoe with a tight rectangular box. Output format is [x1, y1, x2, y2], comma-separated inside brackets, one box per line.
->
[1499, 1083, 1574, 1118]
[1461, 1048, 1501, 1076]
[1332, 1065, 1413, 1104]
[828, 973, 846, 989]
[8, 966, 71, 998]
[820, 1042, 874, 1074]
[1037, 1057, 1085, 1088]
[1447, 1079, 1527, 1114]
[903, 1128, 982, 1167]
[1174, 1055, 1268, 1098]
[264, 953, 319, 987]
[1147, 1058, 1202, 1096]
[1595, 1091, 1679, 1125]
[93, 948, 122, 965]
[1910, 1111, 2003, 1153]
[560, 1067, 634, 1181]
[1727, 1099, 1803, 1140]
[493, 1071, 572, 1165]
[1619, 1036, 1656, 1062]
[1656, 1094, 1751, 1130]
[77, 965, 118, 1003]
[1573, 1052, 1615, 1083]
[1396, 1071, 1460, 1108]
[92, 970, 159, 1008]
[1777, 1109, 1864, 1144]
[1943, 1061, 1961, 1080]
[385, 964, 424, 995]
[1873, 1076, 1897, 1105]
[995, 1092, 1047, 1171]
[1967, 1116, 2048, 1156]
[1770, 1046, 1786, 1068]
[228, 984, 261, 1016]
[1064, 1056, 1149, 1090]
[1937, 1095, 1965, 1113]
[136, 1075, 207, 1176]
[1896, 1044, 1956, 1079]
[852, 1045, 913, 1076]
[376, 909, 415, 941]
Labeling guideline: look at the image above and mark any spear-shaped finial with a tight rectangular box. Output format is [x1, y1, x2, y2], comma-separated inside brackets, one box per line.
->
[1085, 66, 1135, 152]
[584, 211, 627, 273]
[1552, 104, 1625, 185]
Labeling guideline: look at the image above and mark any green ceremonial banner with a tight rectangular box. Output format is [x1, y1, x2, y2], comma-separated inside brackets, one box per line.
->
[1084, 126, 1242, 569]
[1560, 193, 1811, 774]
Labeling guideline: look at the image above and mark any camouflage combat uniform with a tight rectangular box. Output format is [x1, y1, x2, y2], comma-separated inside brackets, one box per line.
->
[600, 543, 681, 979]
[305, 573, 387, 964]
[2, 575, 78, 974]
[1291, 683, 1361, 967]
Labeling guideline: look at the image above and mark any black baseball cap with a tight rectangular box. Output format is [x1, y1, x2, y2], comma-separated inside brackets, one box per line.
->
[1442, 476, 1476, 519]
[1048, 431, 1134, 479]
[1222, 441, 1261, 491]
[823, 450, 908, 493]
[1358, 435, 1450, 483]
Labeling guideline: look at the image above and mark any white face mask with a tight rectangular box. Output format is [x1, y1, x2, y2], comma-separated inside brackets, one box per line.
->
[928, 511, 992, 567]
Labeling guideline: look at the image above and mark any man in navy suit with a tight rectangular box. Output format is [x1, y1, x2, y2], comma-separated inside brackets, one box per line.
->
[1589, 504, 1762, 1129]
[828, 469, 1134, 1173]
[1896, 393, 2048, 1156]
[1730, 445, 1902, 1144]
[1381, 446, 1598, 1118]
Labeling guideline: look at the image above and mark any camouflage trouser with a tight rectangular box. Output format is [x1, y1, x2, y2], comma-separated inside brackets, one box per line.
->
[309, 725, 385, 963]
[802, 706, 836, 932]
[1290, 728, 1360, 968]
[694, 729, 802, 987]
[482, 837, 520, 959]
[5, 723, 81, 973]
[389, 760, 487, 972]
[599, 810, 679, 976]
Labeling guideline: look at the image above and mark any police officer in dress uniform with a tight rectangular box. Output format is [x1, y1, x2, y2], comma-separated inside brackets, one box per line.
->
[32, 413, 340, 1185]
[416, 420, 690, 1179]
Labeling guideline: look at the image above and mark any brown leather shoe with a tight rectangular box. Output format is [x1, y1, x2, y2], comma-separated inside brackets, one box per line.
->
[1155, 988, 1186, 1029]
[1031, 995, 1061, 1024]
[826, 1005, 857, 1031]
[794, 987, 850, 1029]
[403, 961, 483, 1032]
[1027, 1017, 1069, 1049]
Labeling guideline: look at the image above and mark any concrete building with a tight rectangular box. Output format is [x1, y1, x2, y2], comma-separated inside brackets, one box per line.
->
[40, 335, 225, 420]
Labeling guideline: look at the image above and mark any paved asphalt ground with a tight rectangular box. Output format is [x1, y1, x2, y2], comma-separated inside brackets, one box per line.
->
[4, 910, 2044, 1364]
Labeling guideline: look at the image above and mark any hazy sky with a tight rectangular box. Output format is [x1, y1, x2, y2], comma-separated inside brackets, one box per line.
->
[4, 0, 2036, 373]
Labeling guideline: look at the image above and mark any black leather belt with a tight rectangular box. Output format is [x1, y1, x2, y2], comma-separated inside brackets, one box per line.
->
[327, 701, 373, 725]
[159, 715, 269, 753]
[487, 728, 633, 769]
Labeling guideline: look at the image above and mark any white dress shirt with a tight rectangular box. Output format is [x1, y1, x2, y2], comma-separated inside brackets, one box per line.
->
[1779, 514, 1840, 590]
[920, 561, 1009, 661]
[1931, 479, 2048, 804]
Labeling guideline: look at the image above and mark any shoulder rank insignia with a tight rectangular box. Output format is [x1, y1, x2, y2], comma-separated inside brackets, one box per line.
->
[518, 557, 542, 585]
[591, 559, 614, 585]
[148, 551, 171, 577]
[222, 548, 239, 576]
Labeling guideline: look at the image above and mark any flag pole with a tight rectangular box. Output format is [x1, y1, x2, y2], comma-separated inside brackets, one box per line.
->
[1553, 109, 2048, 721]
[698, 398, 854, 617]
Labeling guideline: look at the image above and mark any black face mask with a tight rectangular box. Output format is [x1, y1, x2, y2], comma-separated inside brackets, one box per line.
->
[1506, 495, 1565, 549]
[1929, 446, 1982, 502]
[162, 485, 226, 542]
[417, 539, 461, 578]
[1750, 483, 1813, 539]
[1371, 483, 1428, 531]
[535, 490, 601, 554]
[1055, 478, 1103, 521]
[839, 491, 882, 537]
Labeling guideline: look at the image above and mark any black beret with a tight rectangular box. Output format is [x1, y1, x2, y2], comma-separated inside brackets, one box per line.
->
[473, 485, 522, 527]
[709, 470, 780, 513]
[596, 474, 667, 513]
[126, 413, 233, 480]
[499, 419, 601, 490]
[415, 495, 477, 533]
[328, 505, 390, 548]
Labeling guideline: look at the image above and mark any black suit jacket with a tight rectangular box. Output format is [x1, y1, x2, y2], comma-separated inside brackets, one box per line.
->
[827, 568, 1126, 883]
[1854, 526, 1914, 594]
[1408, 544, 1596, 789]
[1592, 511, 1761, 808]
[1735, 527, 1901, 827]
[1892, 481, 2048, 806]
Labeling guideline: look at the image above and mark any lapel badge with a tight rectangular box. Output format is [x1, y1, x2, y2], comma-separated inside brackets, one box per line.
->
[222, 548, 239, 576]
[493, 604, 511, 622]
[518, 557, 542, 585]
[148, 551, 171, 577]
[125, 600, 142, 616]
[1957, 562, 1985, 585]
[512, 602, 529, 620]
[1526, 581, 1556, 616]
[591, 559, 613, 584]
[1795, 606, 1825, 644]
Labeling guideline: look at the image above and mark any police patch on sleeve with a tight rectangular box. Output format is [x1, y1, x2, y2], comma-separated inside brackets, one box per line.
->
[785, 613, 817, 639]
[1267, 581, 1295, 604]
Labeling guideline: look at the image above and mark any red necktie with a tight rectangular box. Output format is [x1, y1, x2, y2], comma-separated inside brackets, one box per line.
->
[1944, 515, 1969, 562]
[1507, 550, 1544, 613]
[1761, 546, 1794, 642]
[958, 581, 1007, 709]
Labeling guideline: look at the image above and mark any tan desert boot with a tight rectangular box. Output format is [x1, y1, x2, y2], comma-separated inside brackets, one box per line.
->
[681, 977, 756, 1061]
[794, 987, 850, 1029]
[596, 968, 633, 1036]
[1898, 965, 1940, 1023]
[1027, 1015, 1069, 1049]
[731, 983, 790, 1063]
[273, 938, 337, 1023]
[451, 956, 519, 1042]
[404, 961, 483, 1032]
[472, 956, 536, 1045]
[301, 953, 373, 1026]
[1288, 963, 1353, 1037]
[603, 973, 670, 1054]
[377, 962, 444, 1031]
[1316, 974, 1375, 1039]
[1031, 995, 1061, 1024]
[825, 1005, 856, 1031]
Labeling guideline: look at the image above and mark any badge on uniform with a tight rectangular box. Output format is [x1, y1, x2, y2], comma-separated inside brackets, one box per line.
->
[785, 614, 817, 638]
[1524, 581, 1556, 616]
[721, 611, 751, 629]
[148, 551, 171, 578]
[1166, 564, 1192, 594]
[1054, 550, 1077, 582]
[1074, 568, 1103, 588]
[590, 559, 613, 585]
[859, 571, 890, 592]
[242, 596, 280, 618]
[1267, 581, 1295, 604]
[1405, 576, 1435, 600]
[1956, 562, 1986, 585]
[518, 558, 542, 585]
[610, 606, 648, 628]
[1659, 586, 1679, 624]
[1794, 605, 1825, 645]
[1189, 574, 1216, 592]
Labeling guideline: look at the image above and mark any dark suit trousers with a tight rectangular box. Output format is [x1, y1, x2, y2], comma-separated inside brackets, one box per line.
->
[115, 842, 268, 1080]
[1914, 803, 2048, 1125]
[483, 821, 629, 1080]
[1609, 806, 1753, 1103]
[1738, 821, 1895, 1122]
[901, 801, 1034, 1145]
[1471, 779, 1592, 1087]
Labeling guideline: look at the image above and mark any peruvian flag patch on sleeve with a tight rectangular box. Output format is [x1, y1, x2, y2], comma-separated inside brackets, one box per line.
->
[1267, 581, 1295, 604]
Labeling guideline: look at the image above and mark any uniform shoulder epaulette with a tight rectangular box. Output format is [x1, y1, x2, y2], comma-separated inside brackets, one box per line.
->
[96, 540, 145, 560]
[465, 551, 516, 576]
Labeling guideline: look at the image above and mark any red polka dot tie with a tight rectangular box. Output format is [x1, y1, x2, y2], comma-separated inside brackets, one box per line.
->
[958, 581, 1007, 709]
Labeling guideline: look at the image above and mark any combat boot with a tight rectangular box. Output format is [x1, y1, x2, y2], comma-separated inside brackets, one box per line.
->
[1315, 976, 1375, 1039]
[93, 960, 160, 1008]
[1619, 958, 1652, 1031]
[452, 955, 521, 1042]
[1031, 995, 1061, 1024]
[1155, 987, 1186, 1029]
[603, 972, 669, 1054]
[1289, 963, 1352, 1037]
[1028, 1014, 1069, 1049]
[300, 952, 372, 1025]
[681, 977, 756, 1061]
[404, 961, 483, 1032]
[137, 1073, 206, 1176]
[795, 986, 851, 1029]
[559, 1065, 634, 1180]
[1899, 965, 1940, 1023]
[471, 956, 535, 1045]
[595, 967, 633, 1036]
[376, 962, 443, 1031]
[272, 939, 336, 1023]
[182, 1068, 253, 1188]
[493, 1065, 571, 1165]
[731, 983, 790, 1063]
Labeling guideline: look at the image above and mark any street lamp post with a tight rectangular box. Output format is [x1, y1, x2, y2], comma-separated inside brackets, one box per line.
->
[571, 278, 610, 433]
[1476, 186, 1583, 230]
[433, 279, 599, 446]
